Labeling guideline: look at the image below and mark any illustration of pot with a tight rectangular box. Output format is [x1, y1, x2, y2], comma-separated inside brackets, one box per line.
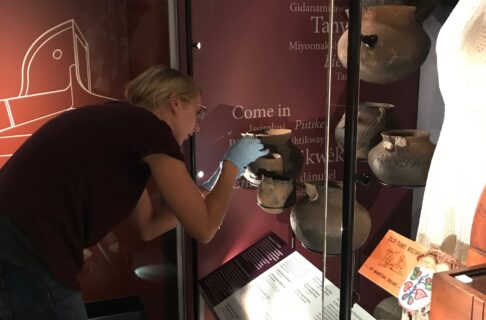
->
[368, 129, 436, 187]
[337, 5, 431, 84]
[335, 102, 393, 160]
[0, 19, 114, 167]
[242, 128, 303, 179]
[290, 180, 371, 255]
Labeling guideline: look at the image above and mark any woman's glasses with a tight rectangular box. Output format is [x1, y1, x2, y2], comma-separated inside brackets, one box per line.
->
[196, 104, 207, 122]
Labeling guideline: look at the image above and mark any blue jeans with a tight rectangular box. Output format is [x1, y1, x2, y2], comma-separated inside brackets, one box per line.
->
[0, 259, 88, 320]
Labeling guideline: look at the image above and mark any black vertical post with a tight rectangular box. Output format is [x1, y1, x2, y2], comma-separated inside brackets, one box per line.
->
[185, 0, 194, 78]
[184, 0, 199, 319]
[340, 0, 361, 319]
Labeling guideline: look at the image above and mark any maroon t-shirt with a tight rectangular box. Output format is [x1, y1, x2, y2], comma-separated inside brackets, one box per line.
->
[0, 101, 184, 289]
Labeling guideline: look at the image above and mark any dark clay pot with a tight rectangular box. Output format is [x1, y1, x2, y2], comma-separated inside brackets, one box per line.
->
[244, 153, 283, 186]
[335, 102, 393, 159]
[290, 181, 371, 255]
[362, 0, 411, 7]
[337, 5, 431, 84]
[243, 128, 303, 179]
[368, 129, 436, 187]
[257, 171, 296, 214]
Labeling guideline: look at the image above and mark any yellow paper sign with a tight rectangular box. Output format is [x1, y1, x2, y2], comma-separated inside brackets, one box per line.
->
[358, 230, 428, 297]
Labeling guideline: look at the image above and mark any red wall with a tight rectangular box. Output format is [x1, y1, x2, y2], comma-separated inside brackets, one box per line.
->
[0, 1, 128, 168]
[0, 1, 178, 318]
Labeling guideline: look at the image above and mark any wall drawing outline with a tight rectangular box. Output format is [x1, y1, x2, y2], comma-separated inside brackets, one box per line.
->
[19, 19, 92, 96]
[0, 19, 116, 166]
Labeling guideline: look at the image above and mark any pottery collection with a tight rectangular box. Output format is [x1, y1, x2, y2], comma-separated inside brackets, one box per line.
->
[335, 102, 394, 159]
[368, 129, 436, 187]
[240, 4, 435, 257]
[337, 5, 431, 84]
[243, 123, 434, 255]
[244, 125, 434, 255]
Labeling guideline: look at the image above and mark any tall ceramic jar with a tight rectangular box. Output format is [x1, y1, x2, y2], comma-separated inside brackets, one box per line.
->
[335, 102, 393, 160]
[242, 128, 303, 179]
[290, 181, 371, 255]
[368, 129, 436, 187]
[362, 0, 409, 7]
[337, 5, 431, 84]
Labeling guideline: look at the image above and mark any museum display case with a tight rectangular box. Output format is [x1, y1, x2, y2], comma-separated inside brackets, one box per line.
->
[187, 0, 483, 319]
[187, 0, 431, 318]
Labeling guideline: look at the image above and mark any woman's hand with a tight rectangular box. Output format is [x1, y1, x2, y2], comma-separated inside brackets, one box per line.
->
[223, 137, 269, 178]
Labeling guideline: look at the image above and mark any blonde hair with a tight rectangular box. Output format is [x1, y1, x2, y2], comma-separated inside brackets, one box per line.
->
[125, 65, 200, 111]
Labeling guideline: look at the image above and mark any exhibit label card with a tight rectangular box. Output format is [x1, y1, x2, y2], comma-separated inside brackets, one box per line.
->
[199, 233, 374, 320]
[358, 230, 427, 297]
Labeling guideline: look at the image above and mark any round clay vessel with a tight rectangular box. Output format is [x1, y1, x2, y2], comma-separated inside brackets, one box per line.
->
[243, 128, 302, 178]
[337, 5, 431, 84]
[335, 102, 394, 159]
[257, 171, 296, 214]
[368, 129, 436, 187]
[290, 181, 371, 255]
[362, 0, 409, 7]
[244, 153, 283, 186]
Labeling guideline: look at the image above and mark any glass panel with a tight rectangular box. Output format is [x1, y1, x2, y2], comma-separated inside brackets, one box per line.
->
[190, 0, 355, 318]
[329, 1, 463, 320]
[325, 0, 442, 318]
[190, 0, 468, 319]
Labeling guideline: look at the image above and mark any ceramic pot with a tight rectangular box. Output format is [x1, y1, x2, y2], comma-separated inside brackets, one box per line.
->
[257, 171, 296, 214]
[368, 129, 436, 187]
[335, 102, 394, 159]
[362, 0, 409, 7]
[244, 153, 284, 186]
[243, 128, 303, 179]
[337, 5, 431, 84]
[290, 181, 371, 255]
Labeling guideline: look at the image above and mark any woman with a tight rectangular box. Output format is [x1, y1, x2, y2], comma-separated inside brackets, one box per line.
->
[0, 65, 268, 319]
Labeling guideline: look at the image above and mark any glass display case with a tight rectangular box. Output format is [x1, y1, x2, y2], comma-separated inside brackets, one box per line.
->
[188, 0, 479, 319]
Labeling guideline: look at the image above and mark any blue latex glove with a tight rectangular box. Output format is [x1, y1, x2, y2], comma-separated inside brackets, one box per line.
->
[223, 137, 269, 178]
[200, 164, 222, 192]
